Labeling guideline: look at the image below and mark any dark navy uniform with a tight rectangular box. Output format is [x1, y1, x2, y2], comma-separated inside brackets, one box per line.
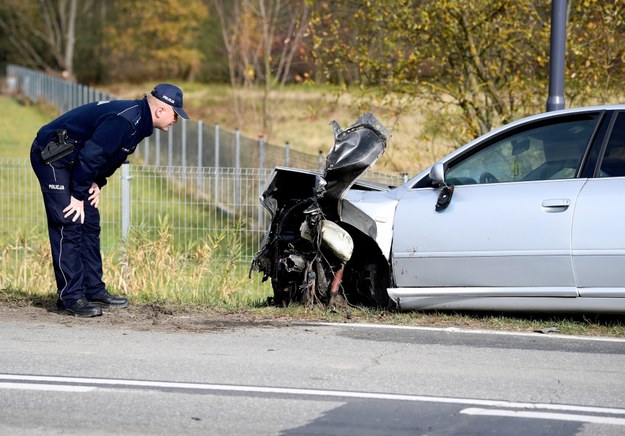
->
[30, 97, 154, 308]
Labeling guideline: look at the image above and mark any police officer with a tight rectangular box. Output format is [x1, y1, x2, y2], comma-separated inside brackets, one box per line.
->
[30, 83, 189, 317]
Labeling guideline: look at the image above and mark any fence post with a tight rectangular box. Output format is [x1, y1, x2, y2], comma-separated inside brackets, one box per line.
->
[181, 118, 187, 182]
[197, 119, 203, 193]
[155, 129, 161, 166]
[167, 127, 173, 171]
[143, 136, 150, 165]
[258, 136, 266, 226]
[259, 136, 265, 170]
[235, 128, 241, 212]
[181, 118, 187, 167]
[121, 162, 132, 241]
[214, 124, 220, 203]
[235, 128, 241, 168]
[285, 142, 290, 167]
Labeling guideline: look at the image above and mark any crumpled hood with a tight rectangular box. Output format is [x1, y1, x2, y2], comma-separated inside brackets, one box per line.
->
[322, 112, 389, 206]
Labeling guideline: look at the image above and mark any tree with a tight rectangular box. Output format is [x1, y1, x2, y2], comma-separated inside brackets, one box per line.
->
[0, 0, 83, 79]
[566, 0, 625, 105]
[310, 0, 551, 145]
[213, 0, 309, 136]
[102, 0, 208, 82]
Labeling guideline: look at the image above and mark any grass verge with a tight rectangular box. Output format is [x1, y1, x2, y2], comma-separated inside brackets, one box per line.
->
[1, 287, 624, 338]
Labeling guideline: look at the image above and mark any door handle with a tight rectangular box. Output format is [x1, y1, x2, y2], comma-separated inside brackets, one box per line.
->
[541, 199, 570, 212]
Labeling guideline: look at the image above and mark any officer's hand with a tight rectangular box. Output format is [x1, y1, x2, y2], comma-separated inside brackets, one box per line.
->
[88, 183, 101, 209]
[63, 196, 85, 224]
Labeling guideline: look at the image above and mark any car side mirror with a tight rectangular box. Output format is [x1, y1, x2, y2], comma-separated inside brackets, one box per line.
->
[429, 162, 446, 185]
[429, 163, 454, 212]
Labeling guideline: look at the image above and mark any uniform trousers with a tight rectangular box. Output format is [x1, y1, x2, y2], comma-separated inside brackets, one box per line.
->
[30, 141, 107, 307]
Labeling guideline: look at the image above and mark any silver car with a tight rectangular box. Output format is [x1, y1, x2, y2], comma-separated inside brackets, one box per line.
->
[251, 106, 625, 314]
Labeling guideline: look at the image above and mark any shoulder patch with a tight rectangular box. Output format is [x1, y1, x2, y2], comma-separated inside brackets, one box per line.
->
[117, 104, 142, 127]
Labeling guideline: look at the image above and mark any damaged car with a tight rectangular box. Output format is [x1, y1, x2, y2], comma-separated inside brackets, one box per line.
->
[251, 106, 625, 314]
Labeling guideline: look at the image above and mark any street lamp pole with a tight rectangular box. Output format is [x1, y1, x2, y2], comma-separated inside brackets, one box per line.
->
[547, 0, 567, 111]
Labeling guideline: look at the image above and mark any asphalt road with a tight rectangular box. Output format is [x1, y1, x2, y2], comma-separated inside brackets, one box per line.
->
[1, 316, 625, 435]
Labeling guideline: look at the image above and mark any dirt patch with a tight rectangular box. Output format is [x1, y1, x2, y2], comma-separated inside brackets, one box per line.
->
[0, 299, 297, 334]
[3, 294, 625, 338]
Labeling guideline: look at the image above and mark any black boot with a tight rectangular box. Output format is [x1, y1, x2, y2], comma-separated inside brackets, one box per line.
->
[86, 290, 129, 308]
[58, 298, 103, 317]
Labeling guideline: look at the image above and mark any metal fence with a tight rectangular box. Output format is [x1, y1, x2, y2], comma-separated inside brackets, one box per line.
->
[0, 158, 271, 244]
[6, 64, 407, 183]
[2, 65, 406, 298]
[0, 158, 272, 296]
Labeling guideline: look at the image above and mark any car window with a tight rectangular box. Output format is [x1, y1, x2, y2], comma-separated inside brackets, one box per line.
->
[445, 115, 599, 185]
[599, 112, 625, 178]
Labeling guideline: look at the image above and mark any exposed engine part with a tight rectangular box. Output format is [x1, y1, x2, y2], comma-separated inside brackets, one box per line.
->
[250, 113, 393, 310]
[320, 220, 353, 263]
[281, 253, 307, 272]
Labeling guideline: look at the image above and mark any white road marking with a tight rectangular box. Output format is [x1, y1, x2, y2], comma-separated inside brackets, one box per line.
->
[461, 407, 625, 426]
[1, 373, 625, 421]
[314, 321, 625, 343]
[0, 382, 94, 392]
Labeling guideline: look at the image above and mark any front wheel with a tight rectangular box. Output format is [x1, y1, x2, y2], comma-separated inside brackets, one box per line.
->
[344, 259, 392, 308]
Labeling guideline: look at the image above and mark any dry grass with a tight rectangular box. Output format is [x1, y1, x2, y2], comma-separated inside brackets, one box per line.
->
[103, 217, 254, 304]
[0, 220, 262, 306]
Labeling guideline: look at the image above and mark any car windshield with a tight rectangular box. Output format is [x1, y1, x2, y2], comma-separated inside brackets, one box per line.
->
[446, 114, 599, 185]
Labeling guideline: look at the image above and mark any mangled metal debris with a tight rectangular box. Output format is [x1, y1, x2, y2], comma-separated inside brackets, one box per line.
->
[250, 113, 393, 308]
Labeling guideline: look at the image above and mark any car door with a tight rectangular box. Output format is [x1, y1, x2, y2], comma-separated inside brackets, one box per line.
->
[572, 111, 625, 297]
[392, 112, 602, 295]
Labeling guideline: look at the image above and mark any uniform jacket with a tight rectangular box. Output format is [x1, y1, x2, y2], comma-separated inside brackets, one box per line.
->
[35, 97, 154, 200]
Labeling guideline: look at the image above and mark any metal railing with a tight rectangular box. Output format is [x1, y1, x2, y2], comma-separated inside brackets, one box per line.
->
[0, 158, 271, 296]
[6, 64, 408, 181]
